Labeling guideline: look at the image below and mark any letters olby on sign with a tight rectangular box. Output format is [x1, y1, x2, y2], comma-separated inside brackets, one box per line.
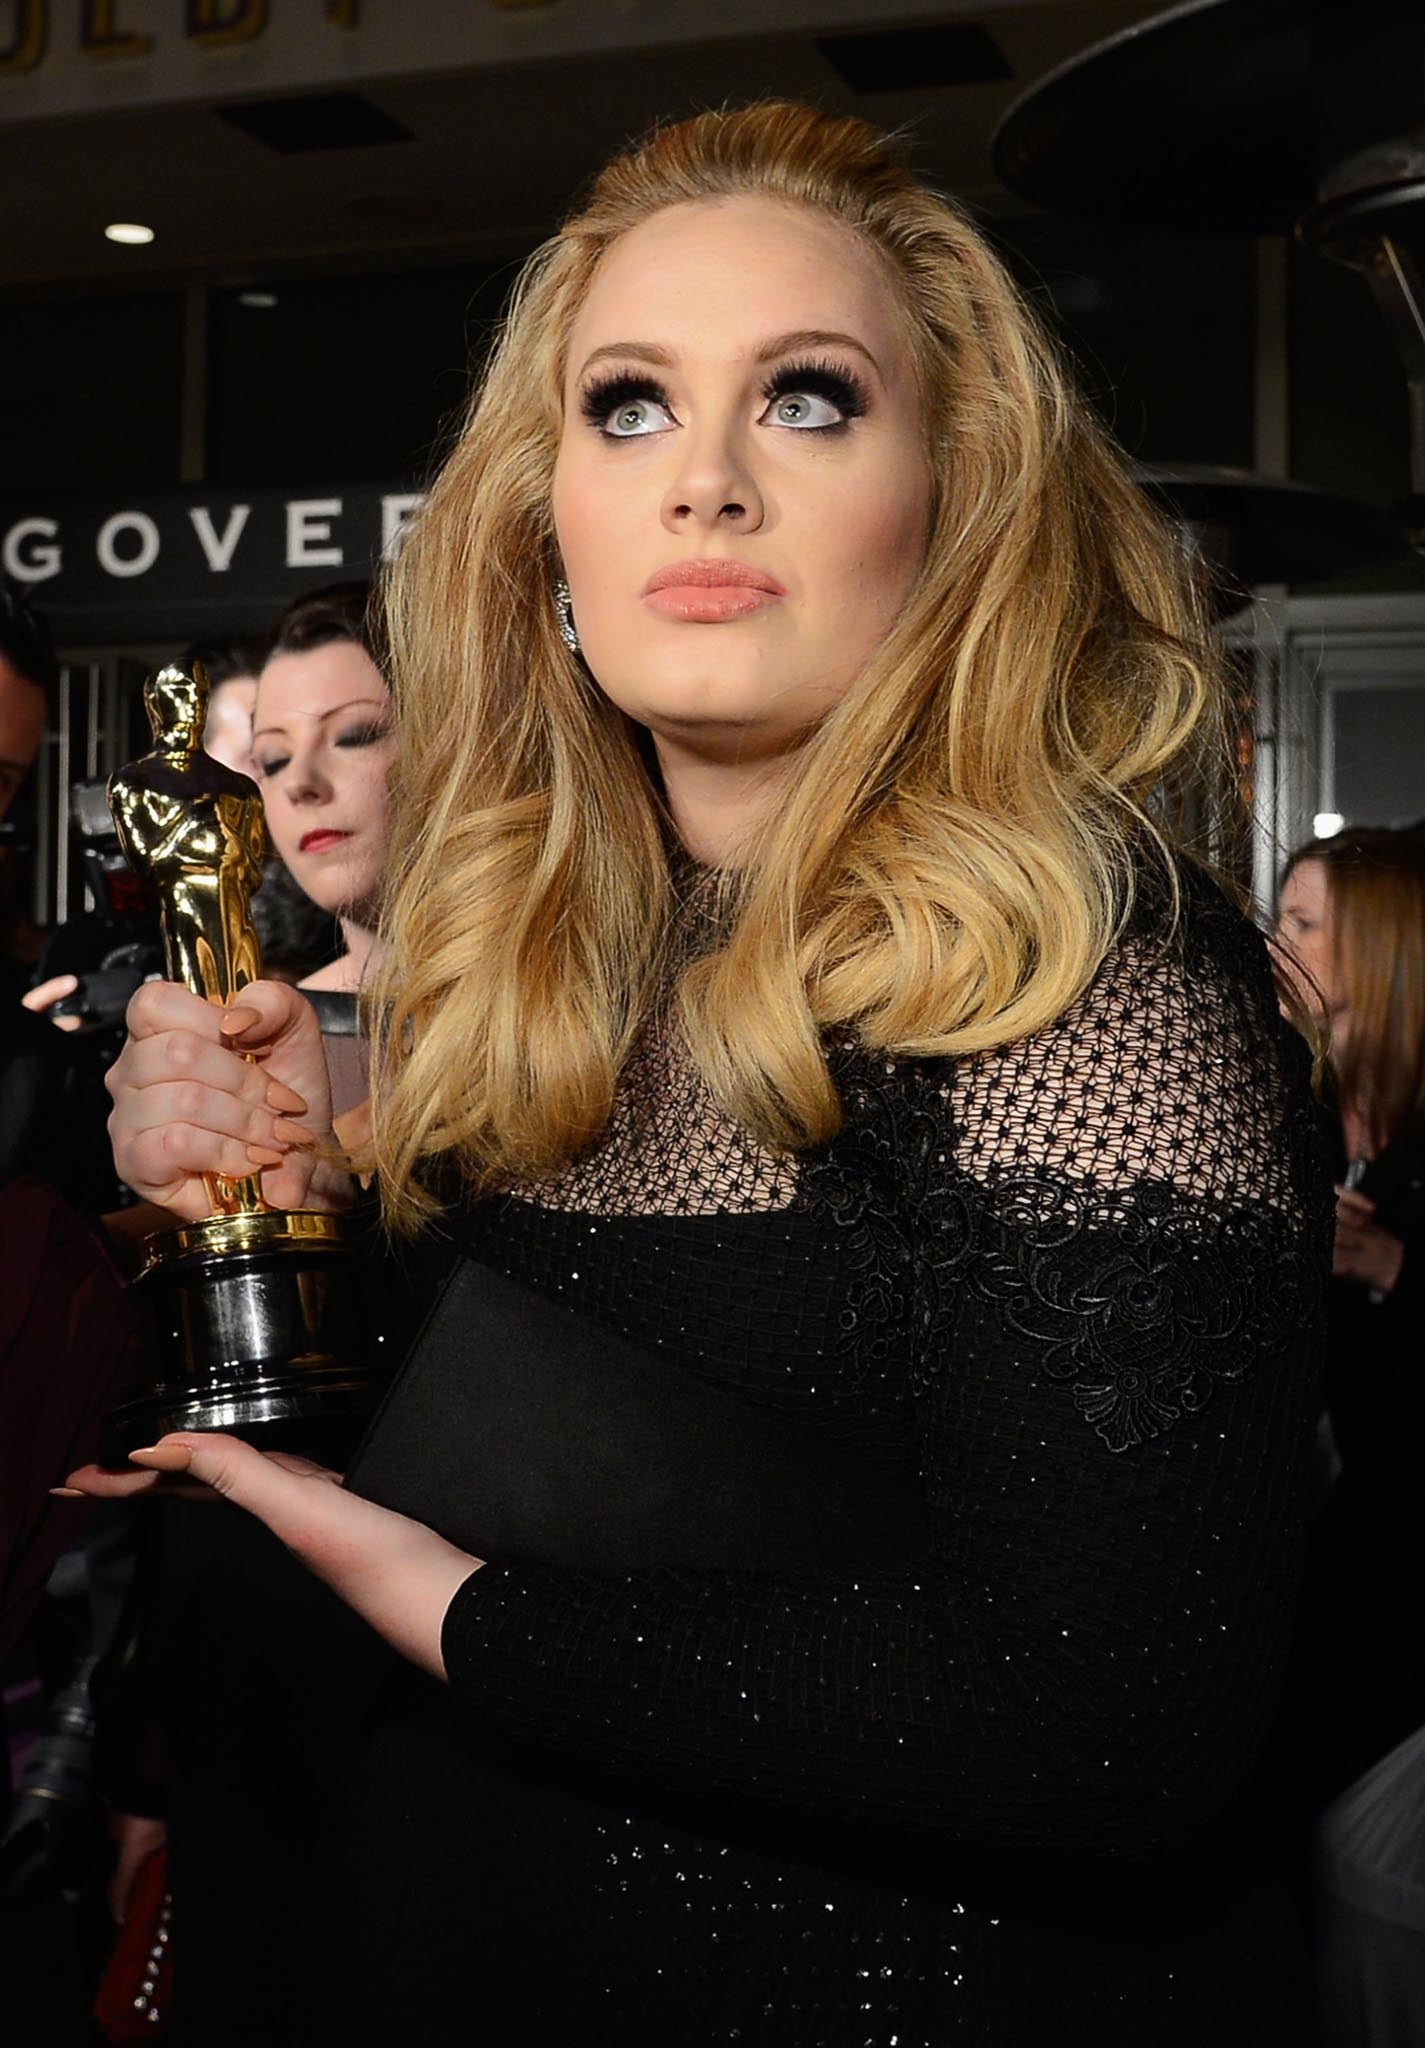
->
[0, 3, 362, 77]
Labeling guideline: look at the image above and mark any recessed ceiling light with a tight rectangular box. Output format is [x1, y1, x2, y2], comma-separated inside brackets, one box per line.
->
[105, 222, 155, 246]
[237, 290, 278, 308]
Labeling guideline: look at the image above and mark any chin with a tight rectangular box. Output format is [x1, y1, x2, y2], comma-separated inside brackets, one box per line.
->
[286, 866, 347, 919]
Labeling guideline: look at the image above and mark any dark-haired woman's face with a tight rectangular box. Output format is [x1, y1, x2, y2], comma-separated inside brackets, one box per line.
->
[252, 641, 395, 922]
[552, 196, 930, 774]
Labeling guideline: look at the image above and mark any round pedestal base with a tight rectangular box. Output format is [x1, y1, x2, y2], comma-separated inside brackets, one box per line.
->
[101, 1364, 376, 1462]
[101, 1206, 377, 1463]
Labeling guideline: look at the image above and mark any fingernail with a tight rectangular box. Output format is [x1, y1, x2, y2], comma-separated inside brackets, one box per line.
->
[221, 1006, 260, 1036]
[266, 1081, 307, 1113]
[48, 1486, 85, 1498]
[247, 1144, 284, 1166]
[272, 1120, 315, 1147]
[128, 1446, 162, 1457]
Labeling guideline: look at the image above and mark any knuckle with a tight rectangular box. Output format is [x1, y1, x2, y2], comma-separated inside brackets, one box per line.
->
[168, 1033, 202, 1074]
[157, 1124, 186, 1163]
[127, 981, 167, 1031]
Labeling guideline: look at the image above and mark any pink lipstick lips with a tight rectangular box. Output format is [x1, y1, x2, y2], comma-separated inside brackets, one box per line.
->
[298, 829, 352, 855]
[642, 558, 785, 624]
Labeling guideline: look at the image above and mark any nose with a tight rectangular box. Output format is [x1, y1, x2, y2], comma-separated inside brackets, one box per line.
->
[660, 418, 765, 537]
[281, 739, 332, 807]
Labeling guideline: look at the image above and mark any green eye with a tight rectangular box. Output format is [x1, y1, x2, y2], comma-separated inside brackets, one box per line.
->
[768, 391, 841, 429]
[605, 397, 673, 438]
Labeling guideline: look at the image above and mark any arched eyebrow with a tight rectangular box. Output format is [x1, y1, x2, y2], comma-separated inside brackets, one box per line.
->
[754, 328, 882, 375]
[576, 341, 676, 378]
[252, 696, 389, 743]
[575, 328, 882, 381]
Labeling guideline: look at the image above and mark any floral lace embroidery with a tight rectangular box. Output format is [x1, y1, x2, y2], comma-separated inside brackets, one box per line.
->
[823, 887, 1330, 1454]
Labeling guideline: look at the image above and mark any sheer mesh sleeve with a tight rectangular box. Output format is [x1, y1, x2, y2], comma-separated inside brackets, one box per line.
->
[441, 878, 1330, 1860]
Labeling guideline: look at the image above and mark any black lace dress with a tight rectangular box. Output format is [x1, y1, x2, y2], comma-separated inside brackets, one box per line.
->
[328, 870, 1330, 2046]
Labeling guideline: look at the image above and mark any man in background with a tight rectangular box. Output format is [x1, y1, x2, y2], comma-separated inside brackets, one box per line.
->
[0, 581, 81, 1186]
[0, 581, 48, 829]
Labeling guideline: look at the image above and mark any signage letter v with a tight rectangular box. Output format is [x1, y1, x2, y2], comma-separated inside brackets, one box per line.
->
[189, 503, 252, 573]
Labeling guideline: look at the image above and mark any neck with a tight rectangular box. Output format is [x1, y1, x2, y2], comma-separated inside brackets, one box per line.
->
[1342, 1101, 1385, 1165]
[331, 912, 381, 993]
[652, 736, 798, 867]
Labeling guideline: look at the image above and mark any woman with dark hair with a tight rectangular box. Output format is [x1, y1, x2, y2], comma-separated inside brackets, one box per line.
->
[85, 584, 395, 2035]
[78, 104, 1327, 2045]
[250, 581, 393, 1011]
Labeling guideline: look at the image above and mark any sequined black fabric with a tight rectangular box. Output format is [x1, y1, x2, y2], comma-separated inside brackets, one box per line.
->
[333, 867, 1330, 2046]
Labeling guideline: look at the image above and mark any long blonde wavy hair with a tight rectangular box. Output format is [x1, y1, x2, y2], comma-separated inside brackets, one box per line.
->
[369, 100, 1227, 1230]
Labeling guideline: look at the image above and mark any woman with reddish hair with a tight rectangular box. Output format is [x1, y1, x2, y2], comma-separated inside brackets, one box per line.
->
[1277, 828, 1425, 1782]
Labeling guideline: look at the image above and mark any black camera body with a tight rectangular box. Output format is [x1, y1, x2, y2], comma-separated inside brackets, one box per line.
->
[43, 780, 163, 1035]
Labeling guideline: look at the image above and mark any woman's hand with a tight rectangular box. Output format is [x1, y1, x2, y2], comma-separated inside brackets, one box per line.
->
[1333, 1186, 1406, 1294]
[105, 979, 350, 1219]
[63, 1435, 481, 1682]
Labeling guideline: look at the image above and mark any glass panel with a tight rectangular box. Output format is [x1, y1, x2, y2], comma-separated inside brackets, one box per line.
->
[1327, 683, 1425, 830]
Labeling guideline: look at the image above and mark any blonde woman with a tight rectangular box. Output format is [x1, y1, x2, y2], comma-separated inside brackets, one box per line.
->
[76, 105, 1328, 2044]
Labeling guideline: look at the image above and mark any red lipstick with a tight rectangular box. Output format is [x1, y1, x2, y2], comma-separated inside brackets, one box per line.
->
[298, 829, 352, 855]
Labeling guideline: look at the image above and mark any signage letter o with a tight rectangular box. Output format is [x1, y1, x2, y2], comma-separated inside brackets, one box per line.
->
[97, 510, 161, 579]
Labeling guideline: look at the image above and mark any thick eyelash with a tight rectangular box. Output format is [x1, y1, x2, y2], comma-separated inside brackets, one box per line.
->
[578, 358, 869, 434]
[762, 357, 868, 425]
[579, 370, 671, 430]
[337, 722, 389, 748]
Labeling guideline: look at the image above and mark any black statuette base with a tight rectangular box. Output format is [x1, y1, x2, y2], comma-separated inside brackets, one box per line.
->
[100, 1209, 378, 1463]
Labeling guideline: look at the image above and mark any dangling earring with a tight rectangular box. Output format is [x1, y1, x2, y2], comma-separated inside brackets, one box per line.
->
[553, 578, 580, 653]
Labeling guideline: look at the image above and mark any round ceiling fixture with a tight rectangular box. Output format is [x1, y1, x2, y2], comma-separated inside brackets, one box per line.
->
[104, 222, 155, 246]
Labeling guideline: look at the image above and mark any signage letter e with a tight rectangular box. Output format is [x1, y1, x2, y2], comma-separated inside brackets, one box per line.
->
[286, 499, 344, 569]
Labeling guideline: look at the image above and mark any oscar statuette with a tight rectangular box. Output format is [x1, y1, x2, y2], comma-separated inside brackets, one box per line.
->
[101, 662, 374, 1458]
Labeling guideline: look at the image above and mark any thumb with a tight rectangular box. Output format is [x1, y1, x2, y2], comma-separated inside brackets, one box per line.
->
[128, 1432, 298, 1524]
[218, 978, 315, 1052]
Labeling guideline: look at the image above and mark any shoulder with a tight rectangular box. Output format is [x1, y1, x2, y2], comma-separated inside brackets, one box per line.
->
[857, 851, 1323, 1218]
[299, 957, 359, 993]
[1131, 853, 1279, 1000]
[999, 852, 1292, 1088]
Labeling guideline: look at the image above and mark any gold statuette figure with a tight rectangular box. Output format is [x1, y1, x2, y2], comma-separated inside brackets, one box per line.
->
[101, 660, 373, 1456]
[109, 662, 268, 1215]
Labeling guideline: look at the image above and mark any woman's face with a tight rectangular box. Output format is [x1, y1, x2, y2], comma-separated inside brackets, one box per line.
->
[252, 640, 395, 922]
[1275, 858, 1338, 1026]
[552, 196, 931, 771]
[203, 675, 258, 779]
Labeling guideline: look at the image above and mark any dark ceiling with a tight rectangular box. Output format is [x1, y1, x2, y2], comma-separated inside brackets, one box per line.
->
[0, 3, 1164, 299]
